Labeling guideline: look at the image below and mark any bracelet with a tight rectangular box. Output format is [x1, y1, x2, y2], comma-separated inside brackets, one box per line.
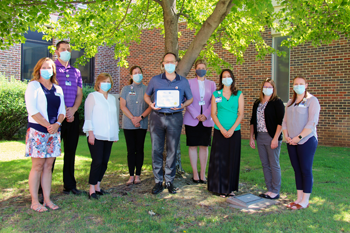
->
[55, 122, 61, 126]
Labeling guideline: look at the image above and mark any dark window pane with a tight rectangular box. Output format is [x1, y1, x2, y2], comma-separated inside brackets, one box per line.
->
[70, 50, 94, 84]
[273, 36, 290, 103]
[22, 42, 50, 81]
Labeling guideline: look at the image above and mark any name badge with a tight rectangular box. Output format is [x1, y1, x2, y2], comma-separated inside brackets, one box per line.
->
[65, 81, 71, 86]
[215, 97, 222, 103]
[199, 100, 205, 106]
[129, 91, 136, 95]
[54, 92, 61, 97]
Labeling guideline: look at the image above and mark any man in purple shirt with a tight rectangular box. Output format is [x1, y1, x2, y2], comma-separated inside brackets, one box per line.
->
[54, 41, 83, 195]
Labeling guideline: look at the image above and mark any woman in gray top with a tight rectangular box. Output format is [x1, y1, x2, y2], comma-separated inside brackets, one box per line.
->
[282, 76, 320, 210]
[120, 66, 152, 186]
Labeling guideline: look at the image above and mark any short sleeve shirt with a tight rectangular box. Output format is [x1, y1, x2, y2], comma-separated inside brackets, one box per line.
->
[120, 83, 149, 129]
[55, 59, 83, 107]
[145, 72, 193, 113]
[213, 90, 242, 131]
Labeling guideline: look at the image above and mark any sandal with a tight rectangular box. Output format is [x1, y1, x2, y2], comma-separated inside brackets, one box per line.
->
[44, 201, 60, 210]
[134, 178, 141, 184]
[286, 202, 297, 208]
[126, 179, 134, 186]
[290, 203, 309, 210]
[31, 203, 48, 213]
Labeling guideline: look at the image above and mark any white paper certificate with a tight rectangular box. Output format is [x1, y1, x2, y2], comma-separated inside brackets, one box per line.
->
[156, 90, 180, 108]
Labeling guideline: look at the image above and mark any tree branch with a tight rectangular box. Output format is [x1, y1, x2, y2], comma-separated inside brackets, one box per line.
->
[152, 0, 162, 6]
[178, 0, 186, 16]
[13, 0, 111, 7]
[142, 0, 151, 26]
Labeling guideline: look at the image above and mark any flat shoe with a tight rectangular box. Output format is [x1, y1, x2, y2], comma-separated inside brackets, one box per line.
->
[290, 203, 309, 210]
[259, 193, 267, 198]
[89, 193, 99, 200]
[266, 194, 280, 199]
[96, 189, 109, 195]
[199, 179, 207, 184]
[192, 178, 200, 184]
[31, 203, 48, 213]
[44, 201, 59, 210]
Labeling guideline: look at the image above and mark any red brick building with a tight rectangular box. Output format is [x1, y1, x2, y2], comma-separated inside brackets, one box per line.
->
[1, 25, 349, 147]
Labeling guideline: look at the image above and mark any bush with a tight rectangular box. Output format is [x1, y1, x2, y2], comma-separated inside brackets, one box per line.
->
[0, 74, 28, 140]
[78, 84, 95, 134]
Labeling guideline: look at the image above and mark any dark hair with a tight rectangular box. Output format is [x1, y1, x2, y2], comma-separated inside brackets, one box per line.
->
[129, 65, 143, 84]
[259, 78, 278, 102]
[288, 75, 308, 107]
[162, 52, 178, 62]
[56, 41, 70, 50]
[217, 69, 238, 95]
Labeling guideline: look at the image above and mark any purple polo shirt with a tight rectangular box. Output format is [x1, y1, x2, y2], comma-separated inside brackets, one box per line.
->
[55, 59, 83, 107]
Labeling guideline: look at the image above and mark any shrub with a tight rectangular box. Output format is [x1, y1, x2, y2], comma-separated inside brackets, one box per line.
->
[0, 74, 28, 140]
[78, 84, 95, 134]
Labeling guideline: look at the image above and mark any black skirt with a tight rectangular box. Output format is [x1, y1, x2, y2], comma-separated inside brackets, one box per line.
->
[185, 121, 212, 147]
[207, 129, 241, 194]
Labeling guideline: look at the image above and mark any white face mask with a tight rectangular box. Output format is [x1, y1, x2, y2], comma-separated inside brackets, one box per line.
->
[262, 88, 273, 96]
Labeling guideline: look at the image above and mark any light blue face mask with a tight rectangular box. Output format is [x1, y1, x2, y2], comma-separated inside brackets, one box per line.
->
[133, 74, 143, 83]
[263, 88, 273, 96]
[164, 64, 176, 74]
[100, 83, 111, 92]
[60, 51, 71, 62]
[222, 77, 233, 86]
[40, 69, 53, 80]
[293, 85, 305, 95]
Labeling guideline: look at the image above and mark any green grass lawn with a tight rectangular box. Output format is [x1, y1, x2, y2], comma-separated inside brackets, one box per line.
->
[0, 131, 349, 232]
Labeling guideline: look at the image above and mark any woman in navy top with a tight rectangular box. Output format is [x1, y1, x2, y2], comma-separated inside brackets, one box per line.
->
[25, 57, 66, 212]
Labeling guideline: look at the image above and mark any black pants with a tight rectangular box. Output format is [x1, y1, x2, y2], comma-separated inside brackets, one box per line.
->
[60, 111, 80, 190]
[88, 137, 113, 185]
[124, 129, 147, 176]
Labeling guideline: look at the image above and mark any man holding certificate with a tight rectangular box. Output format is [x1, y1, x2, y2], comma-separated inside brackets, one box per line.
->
[144, 52, 193, 195]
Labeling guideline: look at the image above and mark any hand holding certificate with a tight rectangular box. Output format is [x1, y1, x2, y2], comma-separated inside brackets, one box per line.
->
[155, 89, 181, 108]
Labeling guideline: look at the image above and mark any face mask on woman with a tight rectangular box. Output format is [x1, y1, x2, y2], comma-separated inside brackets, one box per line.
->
[293, 85, 305, 95]
[40, 69, 53, 80]
[196, 69, 206, 77]
[222, 77, 233, 86]
[133, 74, 143, 83]
[263, 88, 273, 96]
[100, 83, 111, 92]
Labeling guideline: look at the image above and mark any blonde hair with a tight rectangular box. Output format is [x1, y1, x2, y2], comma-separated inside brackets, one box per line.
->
[259, 78, 278, 102]
[31, 57, 57, 84]
[94, 73, 113, 92]
[194, 59, 207, 69]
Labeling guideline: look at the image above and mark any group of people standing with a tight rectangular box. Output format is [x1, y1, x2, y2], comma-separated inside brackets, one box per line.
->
[24, 41, 320, 212]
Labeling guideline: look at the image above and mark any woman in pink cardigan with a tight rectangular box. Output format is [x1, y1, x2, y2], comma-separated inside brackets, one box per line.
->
[183, 59, 216, 184]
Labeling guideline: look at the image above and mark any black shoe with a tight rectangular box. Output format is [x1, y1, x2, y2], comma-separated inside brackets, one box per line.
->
[151, 182, 164, 194]
[38, 193, 44, 204]
[199, 179, 207, 184]
[63, 188, 82, 195]
[259, 193, 267, 198]
[89, 193, 99, 200]
[96, 189, 109, 195]
[165, 182, 177, 194]
[192, 178, 200, 184]
[266, 194, 280, 199]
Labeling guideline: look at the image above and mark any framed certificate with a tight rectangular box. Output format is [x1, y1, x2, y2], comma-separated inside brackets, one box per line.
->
[155, 89, 181, 108]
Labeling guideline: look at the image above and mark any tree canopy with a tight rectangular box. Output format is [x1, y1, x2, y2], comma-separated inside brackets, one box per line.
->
[1, 0, 350, 76]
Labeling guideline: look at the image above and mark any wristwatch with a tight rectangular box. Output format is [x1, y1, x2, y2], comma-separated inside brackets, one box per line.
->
[298, 135, 303, 140]
[140, 115, 144, 119]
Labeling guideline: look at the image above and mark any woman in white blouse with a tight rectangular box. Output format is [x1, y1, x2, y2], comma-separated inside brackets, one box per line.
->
[83, 73, 119, 199]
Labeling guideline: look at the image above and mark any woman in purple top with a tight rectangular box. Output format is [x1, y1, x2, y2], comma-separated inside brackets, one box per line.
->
[25, 57, 66, 212]
[282, 76, 320, 210]
[183, 59, 216, 184]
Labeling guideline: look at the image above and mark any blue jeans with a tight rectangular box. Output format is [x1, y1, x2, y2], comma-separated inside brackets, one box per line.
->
[287, 136, 318, 193]
[149, 111, 183, 183]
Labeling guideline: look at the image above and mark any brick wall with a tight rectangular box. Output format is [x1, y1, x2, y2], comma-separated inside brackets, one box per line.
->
[120, 23, 350, 147]
[0, 44, 21, 80]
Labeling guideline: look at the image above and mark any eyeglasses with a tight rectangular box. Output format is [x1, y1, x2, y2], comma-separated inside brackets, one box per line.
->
[163, 61, 176, 64]
[263, 86, 273, 89]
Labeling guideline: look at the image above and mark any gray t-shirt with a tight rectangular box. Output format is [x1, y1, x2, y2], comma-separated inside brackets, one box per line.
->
[282, 95, 320, 144]
[120, 83, 149, 129]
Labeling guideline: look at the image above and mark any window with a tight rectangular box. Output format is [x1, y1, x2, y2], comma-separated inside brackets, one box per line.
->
[70, 50, 94, 85]
[21, 30, 52, 81]
[272, 36, 290, 103]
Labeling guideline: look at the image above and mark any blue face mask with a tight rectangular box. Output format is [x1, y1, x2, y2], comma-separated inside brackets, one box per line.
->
[196, 69, 206, 78]
[40, 69, 53, 80]
[164, 64, 176, 74]
[60, 51, 71, 62]
[222, 77, 233, 86]
[133, 74, 143, 83]
[100, 83, 111, 92]
[263, 88, 273, 96]
[293, 85, 305, 95]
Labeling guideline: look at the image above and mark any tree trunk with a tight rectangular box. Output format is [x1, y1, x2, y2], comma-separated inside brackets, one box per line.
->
[162, 0, 179, 56]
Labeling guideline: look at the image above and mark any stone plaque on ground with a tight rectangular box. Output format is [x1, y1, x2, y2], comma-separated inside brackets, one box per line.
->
[226, 193, 277, 210]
